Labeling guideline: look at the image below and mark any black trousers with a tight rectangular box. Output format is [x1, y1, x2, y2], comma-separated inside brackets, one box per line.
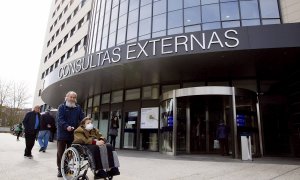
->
[85, 144, 114, 170]
[17, 131, 22, 140]
[57, 140, 72, 169]
[24, 131, 37, 156]
[110, 135, 117, 149]
[219, 138, 229, 155]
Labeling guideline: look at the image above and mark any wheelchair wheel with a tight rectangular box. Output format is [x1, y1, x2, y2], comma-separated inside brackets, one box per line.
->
[75, 174, 89, 180]
[61, 147, 81, 180]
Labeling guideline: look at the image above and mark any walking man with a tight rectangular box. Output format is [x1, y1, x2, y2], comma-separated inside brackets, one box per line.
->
[38, 109, 55, 152]
[22, 105, 41, 159]
[216, 121, 230, 156]
[56, 91, 84, 177]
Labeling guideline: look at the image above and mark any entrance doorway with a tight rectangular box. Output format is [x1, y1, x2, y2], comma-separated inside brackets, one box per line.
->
[189, 96, 232, 154]
[160, 86, 262, 158]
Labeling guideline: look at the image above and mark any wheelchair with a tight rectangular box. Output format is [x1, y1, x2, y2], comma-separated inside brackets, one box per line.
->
[61, 144, 114, 180]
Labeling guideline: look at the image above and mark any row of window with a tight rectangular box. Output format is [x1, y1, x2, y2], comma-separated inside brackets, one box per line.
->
[88, 0, 280, 53]
[41, 36, 87, 80]
[48, 0, 88, 48]
[45, 11, 90, 64]
[52, 0, 73, 19]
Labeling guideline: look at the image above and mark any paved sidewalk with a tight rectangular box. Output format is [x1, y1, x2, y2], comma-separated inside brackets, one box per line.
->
[1, 133, 300, 180]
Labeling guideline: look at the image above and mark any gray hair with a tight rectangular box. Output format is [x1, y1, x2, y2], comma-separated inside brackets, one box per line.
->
[65, 91, 77, 101]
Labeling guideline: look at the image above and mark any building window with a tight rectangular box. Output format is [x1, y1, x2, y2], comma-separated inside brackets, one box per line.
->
[259, 0, 280, 18]
[74, 41, 81, 53]
[54, 20, 57, 26]
[78, 18, 84, 29]
[50, 65, 54, 72]
[47, 40, 50, 47]
[83, 36, 87, 46]
[112, 90, 123, 103]
[55, 60, 59, 68]
[70, 27, 76, 37]
[64, 34, 68, 43]
[240, 0, 259, 19]
[74, 7, 79, 17]
[44, 56, 48, 63]
[41, 72, 45, 79]
[56, 30, 59, 37]
[168, 10, 183, 29]
[67, 48, 72, 59]
[202, 4, 220, 23]
[59, 13, 62, 20]
[220, 2, 240, 21]
[58, 41, 62, 49]
[142, 85, 159, 99]
[184, 6, 201, 26]
[38, 89, 42, 97]
[60, 54, 65, 64]
[67, 15, 71, 24]
[101, 93, 110, 104]
[64, 6, 68, 13]
[125, 88, 141, 101]
[61, 22, 65, 30]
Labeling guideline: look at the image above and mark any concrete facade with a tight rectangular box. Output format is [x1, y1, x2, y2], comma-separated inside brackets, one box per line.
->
[280, 0, 300, 23]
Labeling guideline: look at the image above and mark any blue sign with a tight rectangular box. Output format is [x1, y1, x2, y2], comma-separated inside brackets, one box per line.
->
[167, 116, 173, 127]
[236, 114, 246, 127]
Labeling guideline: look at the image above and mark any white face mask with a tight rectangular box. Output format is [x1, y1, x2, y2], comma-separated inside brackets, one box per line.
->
[85, 123, 94, 131]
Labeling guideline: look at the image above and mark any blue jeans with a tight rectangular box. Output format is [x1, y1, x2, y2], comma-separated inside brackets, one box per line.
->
[38, 130, 50, 149]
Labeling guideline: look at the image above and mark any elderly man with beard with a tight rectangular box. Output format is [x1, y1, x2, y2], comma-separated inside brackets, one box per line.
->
[56, 91, 84, 177]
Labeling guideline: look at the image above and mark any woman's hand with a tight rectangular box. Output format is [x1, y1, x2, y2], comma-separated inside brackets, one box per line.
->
[96, 140, 105, 146]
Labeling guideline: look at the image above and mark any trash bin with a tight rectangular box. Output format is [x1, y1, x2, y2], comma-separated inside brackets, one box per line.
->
[241, 134, 252, 161]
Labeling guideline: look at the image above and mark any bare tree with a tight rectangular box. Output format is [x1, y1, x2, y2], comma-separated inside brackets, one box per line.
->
[0, 80, 31, 127]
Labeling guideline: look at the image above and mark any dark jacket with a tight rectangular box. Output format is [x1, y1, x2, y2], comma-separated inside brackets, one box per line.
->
[57, 102, 84, 141]
[22, 111, 41, 134]
[216, 123, 230, 140]
[40, 112, 55, 131]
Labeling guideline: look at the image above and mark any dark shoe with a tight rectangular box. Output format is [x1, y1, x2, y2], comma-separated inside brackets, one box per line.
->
[108, 167, 120, 176]
[57, 170, 62, 177]
[26, 155, 33, 159]
[39, 147, 44, 152]
[42, 149, 46, 153]
[95, 169, 108, 179]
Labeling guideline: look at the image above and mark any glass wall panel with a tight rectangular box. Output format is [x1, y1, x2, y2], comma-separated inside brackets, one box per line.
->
[202, 22, 221, 30]
[88, 97, 93, 107]
[160, 99, 173, 152]
[262, 19, 281, 25]
[117, 27, 126, 45]
[168, 0, 182, 11]
[119, 0, 128, 16]
[118, 14, 128, 29]
[153, 0, 167, 15]
[168, 10, 183, 29]
[153, 13, 166, 32]
[140, 4, 152, 20]
[184, 6, 201, 26]
[220, 2, 240, 21]
[185, 24, 201, 33]
[240, 0, 259, 19]
[168, 27, 183, 35]
[128, 9, 139, 24]
[242, 19, 260, 26]
[222, 20, 240, 28]
[124, 111, 138, 148]
[129, 0, 139, 11]
[142, 85, 159, 99]
[127, 22, 138, 40]
[259, 0, 280, 18]
[141, 0, 152, 6]
[101, 93, 110, 104]
[94, 95, 100, 106]
[112, 90, 124, 103]
[202, 4, 220, 23]
[125, 88, 141, 100]
[139, 18, 152, 36]
[202, 0, 218, 5]
[184, 0, 200, 8]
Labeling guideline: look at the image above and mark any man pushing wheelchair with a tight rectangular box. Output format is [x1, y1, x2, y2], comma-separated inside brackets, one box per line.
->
[57, 91, 120, 179]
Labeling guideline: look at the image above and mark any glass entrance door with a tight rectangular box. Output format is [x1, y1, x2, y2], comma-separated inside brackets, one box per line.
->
[189, 95, 232, 154]
[123, 111, 138, 149]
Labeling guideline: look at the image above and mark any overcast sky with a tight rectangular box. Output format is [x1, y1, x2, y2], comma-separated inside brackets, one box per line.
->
[0, 0, 52, 108]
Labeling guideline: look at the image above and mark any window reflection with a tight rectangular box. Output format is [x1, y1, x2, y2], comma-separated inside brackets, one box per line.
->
[140, 4, 152, 20]
[260, 0, 280, 18]
[202, 4, 220, 23]
[127, 22, 138, 40]
[222, 21, 240, 28]
[221, 2, 240, 21]
[153, 0, 166, 15]
[139, 18, 151, 36]
[168, 10, 183, 29]
[168, 0, 182, 11]
[184, 0, 200, 8]
[240, 0, 259, 19]
[202, 22, 221, 30]
[242, 19, 260, 26]
[184, 6, 201, 26]
[153, 13, 166, 32]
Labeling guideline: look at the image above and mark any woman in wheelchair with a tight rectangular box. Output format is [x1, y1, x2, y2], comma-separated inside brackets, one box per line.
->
[73, 117, 120, 179]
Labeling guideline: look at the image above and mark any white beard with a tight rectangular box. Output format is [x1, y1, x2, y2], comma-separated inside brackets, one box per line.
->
[66, 101, 76, 108]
